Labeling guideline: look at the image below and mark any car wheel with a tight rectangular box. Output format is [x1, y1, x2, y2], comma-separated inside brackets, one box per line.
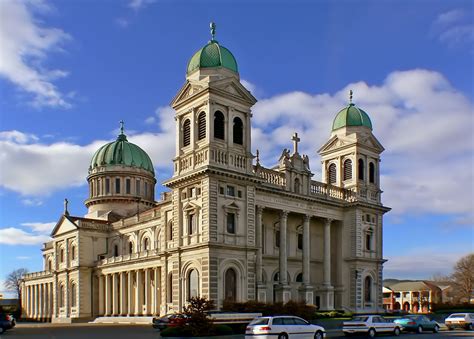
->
[0, 327, 4, 334]
[467, 323, 473, 331]
[417, 325, 423, 334]
[394, 327, 401, 336]
[278, 333, 288, 339]
[368, 328, 376, 338]
[433, 325, 439, 333]
[314, 330, 324, 339]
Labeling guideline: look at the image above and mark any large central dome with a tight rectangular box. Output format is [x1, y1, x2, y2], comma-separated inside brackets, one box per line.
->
[89, 130, 154, 175]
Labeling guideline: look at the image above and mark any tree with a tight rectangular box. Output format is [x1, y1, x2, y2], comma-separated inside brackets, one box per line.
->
[182, 296, 215, 336]
[5, 268, 28, 300]
[451, 253, 474, 303]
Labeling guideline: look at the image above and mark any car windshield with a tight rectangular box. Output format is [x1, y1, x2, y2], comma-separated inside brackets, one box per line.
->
[249, 318, 269, 325]
[449, 313, 466, 318]
[352, 316, 368, 322]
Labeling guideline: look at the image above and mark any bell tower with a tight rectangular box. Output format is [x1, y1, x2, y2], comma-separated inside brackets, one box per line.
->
[170, 23, 257, 178]
[318, 91, 384, 204]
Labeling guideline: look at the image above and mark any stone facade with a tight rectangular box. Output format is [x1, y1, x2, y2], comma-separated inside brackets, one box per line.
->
[21, 34, 390, 323]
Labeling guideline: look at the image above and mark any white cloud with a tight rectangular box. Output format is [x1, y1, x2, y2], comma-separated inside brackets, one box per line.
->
[0, 0, 72, 108]
[21, 222, 55, 233]
[0, 227, 51, 245]
[128, 0, 156, 11]
[433, 8, 474, 48]
[21, 198, 44, 206]
[384, 249, 470, 279]
[115, 17, 130, 28]
[16, 256, 31, 260]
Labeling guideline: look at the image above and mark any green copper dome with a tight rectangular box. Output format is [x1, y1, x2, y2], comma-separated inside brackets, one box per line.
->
[332, 103, 373, 131]
[187, 40, 238, 75]
[89, 130, 155, 175]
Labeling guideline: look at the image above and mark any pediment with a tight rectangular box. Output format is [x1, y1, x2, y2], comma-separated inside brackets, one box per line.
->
[358, 135, 385, 152]
[318, 135, 353, 153]
[211, 78, 257, 105]
[183, 202, 200, 211]
[171, 81, 206, 107]
[50, 215, 78, 237]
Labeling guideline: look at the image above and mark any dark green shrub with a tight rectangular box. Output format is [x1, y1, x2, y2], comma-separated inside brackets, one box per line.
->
[212, 324, 233, 335]
[160, 326, 193, 337]
[183, 296, 216, 336]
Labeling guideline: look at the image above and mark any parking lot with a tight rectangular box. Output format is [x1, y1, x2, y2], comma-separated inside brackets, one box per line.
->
[1, 323, 473, 339]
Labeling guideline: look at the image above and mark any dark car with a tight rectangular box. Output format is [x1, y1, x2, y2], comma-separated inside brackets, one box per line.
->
[394, 315, 440, 333]
[0, 313, 13, 334]
[152, 313, 188, 330]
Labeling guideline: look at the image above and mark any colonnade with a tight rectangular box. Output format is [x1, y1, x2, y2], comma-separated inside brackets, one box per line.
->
[23, 282, 53, 320]
[99, 267, 161, 316]
[255, 206, 335, 309]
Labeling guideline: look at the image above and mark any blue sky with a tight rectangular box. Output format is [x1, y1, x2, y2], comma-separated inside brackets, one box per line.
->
[0, 0, 473, 295]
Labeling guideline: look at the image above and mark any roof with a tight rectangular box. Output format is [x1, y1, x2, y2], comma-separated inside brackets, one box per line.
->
[332, 103, 373, 131]
[388, 281, 440, 292]
[187, 40, 238, 75]
[89, 131, 154, 175]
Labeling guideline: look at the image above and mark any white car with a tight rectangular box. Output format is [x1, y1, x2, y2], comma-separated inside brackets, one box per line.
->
[245, 315, 326, 339]
[343, 315, 401, 337]
[445, 313, 474, 331]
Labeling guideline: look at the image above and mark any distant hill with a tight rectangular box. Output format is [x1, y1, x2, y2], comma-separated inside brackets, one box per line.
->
[383, 278, 417, 287]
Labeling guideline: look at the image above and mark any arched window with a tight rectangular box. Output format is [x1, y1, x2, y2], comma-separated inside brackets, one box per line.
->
[233, 117, 243, 145]
[364, 276, 372, 302]
[273, 272, 280, 282]
[48, 259, 52, 271]
[328, 163, 337, 184]
[129, 241, 133, 254]
[115, 178, 121, 194]
[343, 159, 352, 180]
[358, 159, 365, 180]
[296, 273, 303, 283]
[366, 229, 373, 251]
[60, 248, 65, 263]
[70, 282, 76, 307]
[188, 269, 199, 299]
[168, 274, 173, 303]
[143, 237, 150, 251]
[294, 177, 300, 193]
[198, 112, 206, 140]
[114, 244, 119, 257]
[224, 268, 237, 301]
[168, 221, 173, 241]
[369, 162, 375, 183]
[214, 111, 225, 140]
[183, 119, 191, 147]
[59, 284, 65, 308]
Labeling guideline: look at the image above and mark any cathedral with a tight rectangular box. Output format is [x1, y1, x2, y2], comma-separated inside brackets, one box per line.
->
[21, 24, 389, 323]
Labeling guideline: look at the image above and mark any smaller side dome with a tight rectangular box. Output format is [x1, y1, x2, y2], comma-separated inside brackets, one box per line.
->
[89, 129, 155, 175]
[332, 91, 372, 131]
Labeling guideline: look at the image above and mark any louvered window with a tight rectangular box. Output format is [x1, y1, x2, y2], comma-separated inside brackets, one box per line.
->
[343, 159, 352, 180]
[369, 162, 375, 183]
[183, 119, 191, 146]
[328, 163, 337, 184]
[214, 111, 225, 140]
[358, 159, 365, 180]
[198, 112, 206, 140]
[233, 117, 243, 145]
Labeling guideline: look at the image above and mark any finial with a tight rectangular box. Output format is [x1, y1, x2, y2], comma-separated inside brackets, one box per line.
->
[291, 132, 301, 155]
[349, 90, 353, 104]
[256, 149, 260, 166]
[119, 120, 125, 135]
[64, 198, 69, 216]
[210, 22, 216, 41]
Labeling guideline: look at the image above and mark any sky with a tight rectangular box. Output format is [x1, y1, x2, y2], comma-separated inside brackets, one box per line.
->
[0, 0, 473, 296]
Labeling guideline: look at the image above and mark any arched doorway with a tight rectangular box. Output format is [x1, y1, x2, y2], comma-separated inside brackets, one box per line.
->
[412, 301, 419, 313]
[394, 302, 401, 310]
[403, 301, 410, 311]
[224, 268, 237, 302]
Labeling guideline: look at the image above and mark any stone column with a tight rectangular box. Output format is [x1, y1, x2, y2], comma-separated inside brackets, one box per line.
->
[145, 269, 151, 315]
[154, 268, 160, 315]
[135, 270, 143, 315]
[112, 273, 118, 315]
[120, 272, 127, 315]
[25, 286, 30, 318]
[256, 206, 267, 302]
[34, 284, 38, 319]
[279, 211, 288, 285]
[303, 215, 311, 284]
[323, 219, 332, 286]
[127, 271, 133, 315]
[49, 283, 53, 319]
[320, 218, 335, 310]
[105, 274, 111, 316]
[65, 274, 70, 317]
[98, 275, 104, 315]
